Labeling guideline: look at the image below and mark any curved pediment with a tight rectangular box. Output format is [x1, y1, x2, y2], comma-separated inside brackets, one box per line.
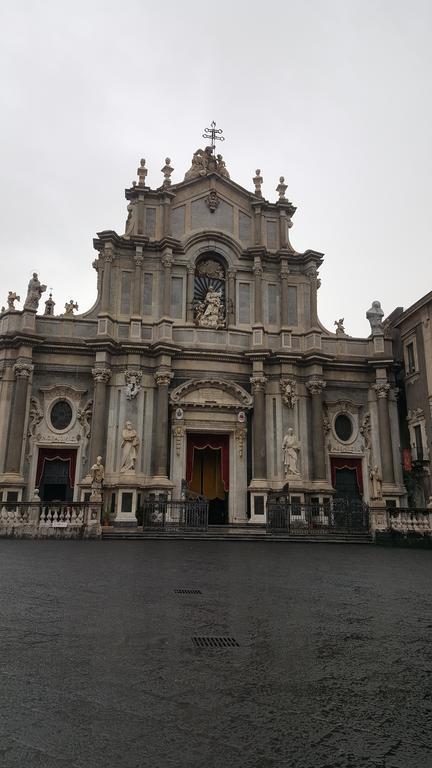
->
[170, 378, 252, 410]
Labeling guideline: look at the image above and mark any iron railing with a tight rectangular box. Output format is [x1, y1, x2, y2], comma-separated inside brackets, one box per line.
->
[142, 498, 209, 531]
[267, 498, 370, 534]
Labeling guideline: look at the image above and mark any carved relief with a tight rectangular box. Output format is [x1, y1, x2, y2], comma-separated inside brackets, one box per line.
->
[306, 378, 326, 395]
[235, 427, 246, 458]
[170, 379, 253, 410]
[373, 382, 390, 399]
[124, 369, 142, 400]
[250, 375, 267, 394]
[172, 425, 185, 457]
[14, 361, 33, 379]
[205, 190, 220, 213]
[280, 379, 297, 409]
[92, 368, 112, 384]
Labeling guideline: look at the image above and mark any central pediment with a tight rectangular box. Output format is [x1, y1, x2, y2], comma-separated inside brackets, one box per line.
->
[170, 379, 253, 410]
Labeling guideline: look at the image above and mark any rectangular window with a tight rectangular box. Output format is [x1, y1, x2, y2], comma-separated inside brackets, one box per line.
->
[142, 273, 153, 315]
[120, 271, 131, 315]
[406, 342, 416, 373]
[145, 208, 156, 237]
[267, 284, 278, 325]
[267, 221, 278, 249]
[239, 211, 252, 244]
[238, 283, 251, 324]
[171, 276, 183, 319]
[287, 286, 298, 326]
[414, 425, 423, 461]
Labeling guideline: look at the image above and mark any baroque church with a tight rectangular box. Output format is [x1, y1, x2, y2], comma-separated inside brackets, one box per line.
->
[0, 132, 407, 524]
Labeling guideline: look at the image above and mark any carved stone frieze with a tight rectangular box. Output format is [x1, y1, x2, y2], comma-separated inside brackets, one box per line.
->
[235, 427, 246, 458]
[172, 425, 185, 457]
[407, 407, 425, 423]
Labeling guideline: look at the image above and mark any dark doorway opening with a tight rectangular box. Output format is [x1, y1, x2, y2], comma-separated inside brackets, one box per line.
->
[334, 467, 361, 501]
[37, 450, 76, 502]
[187, 438, 229, 525]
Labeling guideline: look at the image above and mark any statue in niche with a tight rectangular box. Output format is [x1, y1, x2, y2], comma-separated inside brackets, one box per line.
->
[90, 456, 105, 502]
[24, 273, 47, 311]
[195, 287, 224, 328]
[282, 428, 301, 476]
[369, 465, 383, 500]
[124, 370, 142, 400]
[366, 301, 384, 335]
[193, 257, 226, 328]
[7, 291, 20, 310]
[120, 421, 140, 473]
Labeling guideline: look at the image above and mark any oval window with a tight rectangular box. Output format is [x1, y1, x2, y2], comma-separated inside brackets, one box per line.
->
[334, 413, 353, 442]
[51, 400, 73, 430]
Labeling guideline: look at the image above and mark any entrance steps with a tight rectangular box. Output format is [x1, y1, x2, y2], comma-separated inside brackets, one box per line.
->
[102, 524, 373, 544]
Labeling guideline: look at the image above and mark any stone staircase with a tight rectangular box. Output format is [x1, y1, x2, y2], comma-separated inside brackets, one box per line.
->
[102, 524, 373, 544]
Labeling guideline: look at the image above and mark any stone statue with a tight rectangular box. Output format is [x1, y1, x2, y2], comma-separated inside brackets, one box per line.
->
[334, 318, 345, 335]
[369, 465, 383, 500]
[90, 456, 105, 502]
[282, 428, 300, 476]
[64, 300, 78, 316]
[366, 301, 384, 335]
[195, 288, 224, 328]
[120, 421, 140, 472]
[24, 273, 47, 311]
[7, 291, 20, 310]
[124, 202, 136, 237]
[184, 147, 230, 181]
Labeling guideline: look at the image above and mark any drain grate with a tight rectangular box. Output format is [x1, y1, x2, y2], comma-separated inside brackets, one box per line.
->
[174, 589, 202, 594]
[192, 636, 240, 648]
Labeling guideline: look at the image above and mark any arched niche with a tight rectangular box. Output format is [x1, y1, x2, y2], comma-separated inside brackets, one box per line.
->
[193, 253, 227, 329]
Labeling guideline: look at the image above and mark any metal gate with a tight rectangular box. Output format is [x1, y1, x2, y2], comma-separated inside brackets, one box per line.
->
[267, 494, 370, 535]
[142, 498, 209, 531]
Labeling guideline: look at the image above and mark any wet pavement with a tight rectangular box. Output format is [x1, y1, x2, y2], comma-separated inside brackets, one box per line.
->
[0, 540, 431, 768]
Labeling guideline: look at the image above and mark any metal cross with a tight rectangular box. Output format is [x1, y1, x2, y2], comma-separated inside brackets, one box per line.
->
[202, 121, 225, 153]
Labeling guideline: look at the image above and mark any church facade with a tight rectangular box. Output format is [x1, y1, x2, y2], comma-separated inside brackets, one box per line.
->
[0, 142, 407, 523]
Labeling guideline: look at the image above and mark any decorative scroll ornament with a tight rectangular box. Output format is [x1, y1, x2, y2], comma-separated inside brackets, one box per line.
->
[205, 189, 220, 213]
[124, 369, 142, 400]
[360, 412, 371, 451]
[235, 426, 246, 458]
[373, 382, 390, 399]
[92, 367, 112, 384]
[77, 399, 93, 465]
[196, 259, 224, 279]
[250, 375, 267, 393]
[14, 361, 34, 379]
[280, 379, 297, 409]
[172, 425, 185, 457]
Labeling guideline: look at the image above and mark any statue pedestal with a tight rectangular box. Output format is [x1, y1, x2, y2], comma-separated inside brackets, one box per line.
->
[370, 500, 388, 537]
[114, 485, 138, 527]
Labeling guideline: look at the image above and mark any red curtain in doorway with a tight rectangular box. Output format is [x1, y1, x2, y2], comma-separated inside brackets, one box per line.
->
[330, 457, 363, 493]
[36, 448, 77, 488]
[186, 434, 229, 491]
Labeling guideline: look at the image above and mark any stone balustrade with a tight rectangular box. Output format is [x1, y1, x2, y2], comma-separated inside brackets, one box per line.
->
[0, 502, 101, 539]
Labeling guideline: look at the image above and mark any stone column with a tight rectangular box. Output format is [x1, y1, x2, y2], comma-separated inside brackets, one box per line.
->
[250, 375, 267, 479]
[280, 259, 289, 326]
[306, 378, 327, 480]
[132, 247, 143, 315]
[374, 382, 395, 484]
[227, 268, 236, 325]
[306, 266, 318, 328]
[161, 250, 173, 317]
[101, 247, 114, 314]
[253, 205, 262, 246]
[4, 360, 33, 475]
[89, 368, 111, 467]
[186, 263, 195, 322]
[153, 371, 173, 477]
[253, 257, 263, 325]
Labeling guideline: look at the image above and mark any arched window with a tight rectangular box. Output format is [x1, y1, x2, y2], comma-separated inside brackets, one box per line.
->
[193, 256, 226, 328]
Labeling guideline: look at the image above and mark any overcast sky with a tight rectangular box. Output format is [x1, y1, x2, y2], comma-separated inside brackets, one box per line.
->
[1, 0, 431, 336]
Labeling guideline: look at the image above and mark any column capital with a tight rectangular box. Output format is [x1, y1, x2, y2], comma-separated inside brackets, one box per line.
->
[227, 268, 236, 279]
[135, 245, 143, 266]
[306, 377, 326, 395]
[92, 367, 112, 384]
[253, 257, 263, 277]
[280, 263, 290, 279]
[250, 374, 267, 393]
[13, 361, 33, 379]
[154, 370, 173, 388]
[373, 382, 390, 399]
[187, 263, 195, 275]
[161, 253, 173, 269]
